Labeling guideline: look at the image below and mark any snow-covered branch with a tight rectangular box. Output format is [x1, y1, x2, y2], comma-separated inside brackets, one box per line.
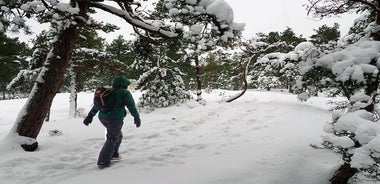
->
[89, 2, 179, 38]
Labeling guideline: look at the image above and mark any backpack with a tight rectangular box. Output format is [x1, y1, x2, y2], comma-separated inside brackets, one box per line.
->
[93, 87, 121, 112]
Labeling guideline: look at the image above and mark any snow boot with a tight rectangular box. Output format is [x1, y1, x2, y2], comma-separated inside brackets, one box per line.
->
[97, 162, 113, 169]
[111, 156, 122, 161]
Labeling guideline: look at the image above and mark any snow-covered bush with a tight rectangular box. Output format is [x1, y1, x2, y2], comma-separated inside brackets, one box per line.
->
[323, 106, 380, 178]
[309, 38, 380, 178]
[256, 75, 280, 91]
[137, 67, 191, 112]
[253, 52, 300, 92]
[297, 92, 310, 101]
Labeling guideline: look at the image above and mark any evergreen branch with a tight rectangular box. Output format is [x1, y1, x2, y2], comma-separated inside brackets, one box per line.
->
[355, 0, 380, 12]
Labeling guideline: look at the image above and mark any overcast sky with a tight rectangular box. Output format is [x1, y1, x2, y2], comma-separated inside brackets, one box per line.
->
[224, 0, 359, 39]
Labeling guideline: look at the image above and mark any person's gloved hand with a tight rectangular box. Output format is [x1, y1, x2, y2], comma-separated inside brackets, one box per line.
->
[83, 116, 93, 126]
[134, 117, 141, 128]
[83, 109, 97, 126]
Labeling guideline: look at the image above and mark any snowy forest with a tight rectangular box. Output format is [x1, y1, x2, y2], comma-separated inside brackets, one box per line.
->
[1, 0, 380, 183]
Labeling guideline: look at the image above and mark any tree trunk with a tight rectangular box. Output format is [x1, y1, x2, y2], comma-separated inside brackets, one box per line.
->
[330, 163, 358, 184]
[195, 56, 202, 101]
[13, 0, 90, 151]
[288, 78, 294, 93]
[68, 63, 78, 118]
[15, 25, 79, 151]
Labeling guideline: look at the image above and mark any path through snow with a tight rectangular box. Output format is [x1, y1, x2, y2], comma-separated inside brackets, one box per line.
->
[0, 90, 341, 184]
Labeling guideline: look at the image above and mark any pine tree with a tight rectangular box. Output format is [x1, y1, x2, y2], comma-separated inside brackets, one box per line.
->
[0, 33, 30, 99]
[305, 1, 380, 182]
[6, 30, 51, 95]
[202, 52, 225, 89]
[106, 35, 138, 79]
[134, 37, 191, 111]
[253, 52, 299, 92]
[257, 28, 307, 53]
[309, 23, 341, 45]
[244, 28, 306, 92]
[155, 0, 244, 101]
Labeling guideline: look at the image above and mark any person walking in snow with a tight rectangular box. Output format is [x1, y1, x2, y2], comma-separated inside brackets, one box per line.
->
[83, 75, 141, 169]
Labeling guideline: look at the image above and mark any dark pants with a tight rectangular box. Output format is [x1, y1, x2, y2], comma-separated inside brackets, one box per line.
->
[97, 118, 124, 166]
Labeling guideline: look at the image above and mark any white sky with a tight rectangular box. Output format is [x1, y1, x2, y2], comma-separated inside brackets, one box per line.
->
[225, 0, 359, 39]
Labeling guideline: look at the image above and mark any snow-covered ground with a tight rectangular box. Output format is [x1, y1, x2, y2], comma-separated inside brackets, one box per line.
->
[0, 90, 343, 184]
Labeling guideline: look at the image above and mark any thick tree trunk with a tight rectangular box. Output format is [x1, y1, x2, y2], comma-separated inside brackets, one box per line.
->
[15, 25, 79, 151]
[13, 0, 90, 151]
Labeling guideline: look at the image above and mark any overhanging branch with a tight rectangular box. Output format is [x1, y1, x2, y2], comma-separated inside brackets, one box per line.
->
[89, 2, 178, 38]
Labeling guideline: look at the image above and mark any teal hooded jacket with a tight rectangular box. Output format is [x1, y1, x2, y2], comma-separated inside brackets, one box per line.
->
[91, 76, 140, 120]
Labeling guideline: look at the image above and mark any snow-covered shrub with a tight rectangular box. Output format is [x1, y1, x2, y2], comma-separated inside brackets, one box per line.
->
[137, 67, 191, 111]
[297, 92, 310, 102]
[256, 75, 281, 91]
[253, 51, 300, 92]
[327, 100, 350, 112]
[322, 106, 380, 179]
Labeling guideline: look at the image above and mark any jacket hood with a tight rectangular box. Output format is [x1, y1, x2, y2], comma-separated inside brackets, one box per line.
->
[112, 75, 131, 89]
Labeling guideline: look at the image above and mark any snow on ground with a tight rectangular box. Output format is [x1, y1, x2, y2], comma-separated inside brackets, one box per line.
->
[0, 90, 343, 184]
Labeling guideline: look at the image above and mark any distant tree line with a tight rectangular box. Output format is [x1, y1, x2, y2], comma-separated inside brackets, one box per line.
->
[1, 24, 341, 100]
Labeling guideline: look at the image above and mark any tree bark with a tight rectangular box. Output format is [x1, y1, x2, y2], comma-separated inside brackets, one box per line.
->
[330, 163, 358, 184]
[69, 64, 78, 118]
[195, 56, 202, 101]
[15, 22, 79, 151]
